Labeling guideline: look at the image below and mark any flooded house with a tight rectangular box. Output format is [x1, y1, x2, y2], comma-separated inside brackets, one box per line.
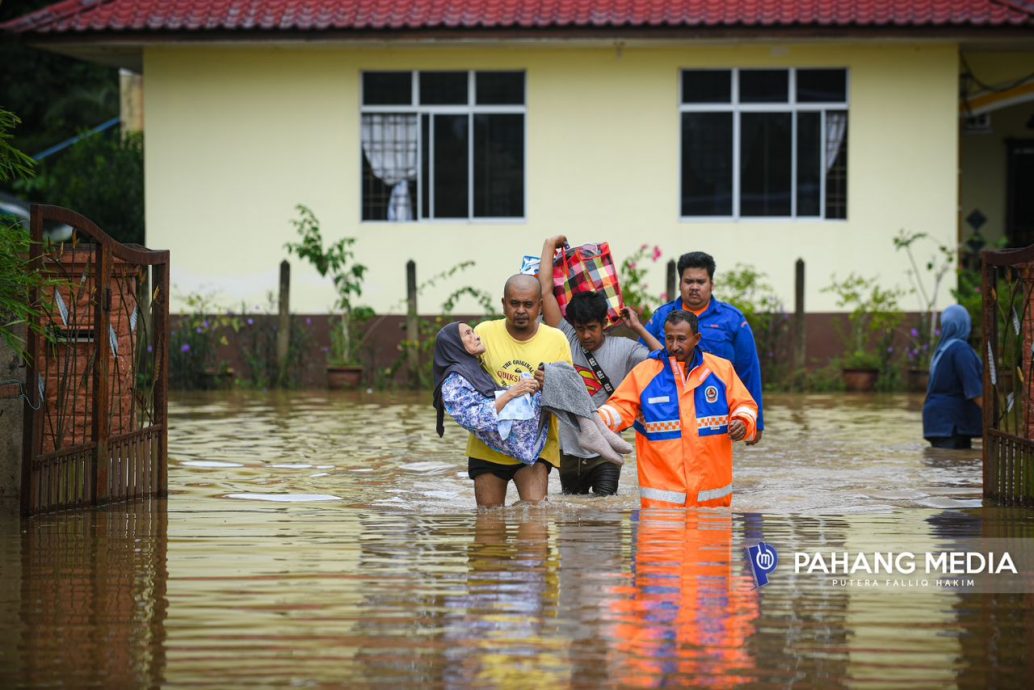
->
[4, 0, 1032, 333]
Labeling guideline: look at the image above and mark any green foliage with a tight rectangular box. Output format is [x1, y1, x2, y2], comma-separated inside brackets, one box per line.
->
[16, 132, 144, 245]
[719, 263, 792, 387]
[823, 273, 903, 374]
[236, 294, 317, 389]
[893, 229, 954, 368]
[0, 0, 119, 156]
[0, 108, 50, 361]
[284, 204, 370, 365]
[169, 293, 241, 390]
[0, 110, 36, 183]
[385, 261, 497, 389]
[619, 243, 665, 319]
[953, 266, 982, 333]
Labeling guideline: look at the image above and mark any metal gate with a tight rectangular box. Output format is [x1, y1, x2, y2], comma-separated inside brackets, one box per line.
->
[21, 204, 169, 515]
[982, 245, 1034, 505]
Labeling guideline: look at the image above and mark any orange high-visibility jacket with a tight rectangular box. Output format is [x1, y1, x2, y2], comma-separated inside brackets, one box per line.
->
[597, 348, 757, 508]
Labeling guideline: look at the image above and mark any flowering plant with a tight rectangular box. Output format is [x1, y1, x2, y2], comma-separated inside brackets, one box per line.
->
[169, 292, 240, 389]
[822, 273, 903, 371]
[619, 243, 664, 319]
[893, 229, 954, 370]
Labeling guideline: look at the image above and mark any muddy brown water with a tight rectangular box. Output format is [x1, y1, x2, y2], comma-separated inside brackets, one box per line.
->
[1, 391, 1032, 688]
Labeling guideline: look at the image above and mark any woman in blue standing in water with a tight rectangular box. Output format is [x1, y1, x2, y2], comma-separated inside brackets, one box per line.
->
[923, 304, 983, 449]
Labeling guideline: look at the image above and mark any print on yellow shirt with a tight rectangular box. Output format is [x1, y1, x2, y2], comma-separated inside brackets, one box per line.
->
[466, 319, 573, 467]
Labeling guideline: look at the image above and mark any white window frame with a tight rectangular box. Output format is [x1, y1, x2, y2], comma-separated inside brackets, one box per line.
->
[677, 67, 850, 222]
[360, 70, 528, 223]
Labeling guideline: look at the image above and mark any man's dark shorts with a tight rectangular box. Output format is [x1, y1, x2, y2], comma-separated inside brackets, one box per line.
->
[468, 457, 553, 482]
[559, 452, 621, 496]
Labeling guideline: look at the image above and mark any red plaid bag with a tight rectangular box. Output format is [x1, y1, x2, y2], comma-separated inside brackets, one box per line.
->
[552, 242, 625, 328]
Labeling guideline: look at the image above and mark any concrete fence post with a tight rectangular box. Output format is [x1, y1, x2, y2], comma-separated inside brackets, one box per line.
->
[794, 258, 806, 371]
[406, 260, 418, 382]
[666, 259, 677, 303]
[276, 260, 291, 387]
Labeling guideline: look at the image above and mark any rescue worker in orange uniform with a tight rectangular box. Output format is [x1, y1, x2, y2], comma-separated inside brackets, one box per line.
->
[597, 310, 757, 508]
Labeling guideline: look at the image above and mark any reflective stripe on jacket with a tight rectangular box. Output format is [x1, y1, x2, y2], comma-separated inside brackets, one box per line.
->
[598, 348, 757, 508]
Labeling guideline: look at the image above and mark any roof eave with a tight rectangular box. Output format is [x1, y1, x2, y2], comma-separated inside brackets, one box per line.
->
[13, 23, 1034, 71]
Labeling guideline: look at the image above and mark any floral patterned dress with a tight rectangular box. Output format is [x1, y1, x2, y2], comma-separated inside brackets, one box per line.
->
[440, 373, 548, 464]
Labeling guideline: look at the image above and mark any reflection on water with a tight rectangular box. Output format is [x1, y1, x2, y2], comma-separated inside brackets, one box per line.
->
[1, 391, 1033, 688]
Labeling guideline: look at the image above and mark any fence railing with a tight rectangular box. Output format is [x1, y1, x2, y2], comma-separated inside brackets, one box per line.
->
[982, 246, 1034, 506]
[21, 204, 169, 515]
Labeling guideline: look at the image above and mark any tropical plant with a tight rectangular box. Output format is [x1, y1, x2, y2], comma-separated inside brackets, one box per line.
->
[893, 229, 954, 369]
[0, 108, 49, 361]
[284, 204, 371, 366]
[15, 131, 144, 245]
[720, 263, 792, 388]
[387, 260, 497, 389]
[619, 243, 665, 319]
[823, 273, 903, 371]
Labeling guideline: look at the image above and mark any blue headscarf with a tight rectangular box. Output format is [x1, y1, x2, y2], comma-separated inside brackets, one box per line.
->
[929, 305, 972, 381]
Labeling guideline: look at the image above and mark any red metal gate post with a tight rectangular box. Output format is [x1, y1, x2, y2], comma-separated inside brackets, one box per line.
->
[92, 243, 111, 505]
[153, 261, 170, 497]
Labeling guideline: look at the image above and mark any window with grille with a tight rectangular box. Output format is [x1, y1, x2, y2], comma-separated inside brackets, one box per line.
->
[361, 71, 525, 222]
[680, 68, 848, 220]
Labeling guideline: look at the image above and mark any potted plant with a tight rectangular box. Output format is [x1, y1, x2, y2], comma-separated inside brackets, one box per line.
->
[893, 230, 954, 392]
[823, 273, 903, 392]
[285, 204, 371, 389]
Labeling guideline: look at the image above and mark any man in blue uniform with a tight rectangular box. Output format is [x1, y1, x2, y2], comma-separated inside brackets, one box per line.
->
[642, 251, 764, 444]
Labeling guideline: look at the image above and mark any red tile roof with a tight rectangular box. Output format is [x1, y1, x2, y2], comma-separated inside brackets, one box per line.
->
[4, 0, 1032, 35]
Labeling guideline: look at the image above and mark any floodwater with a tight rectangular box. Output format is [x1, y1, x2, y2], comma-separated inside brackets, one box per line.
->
[2, 391, 1033, 688]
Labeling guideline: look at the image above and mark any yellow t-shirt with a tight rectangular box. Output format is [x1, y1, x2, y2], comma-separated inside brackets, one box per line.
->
[467, 319, 573, 466]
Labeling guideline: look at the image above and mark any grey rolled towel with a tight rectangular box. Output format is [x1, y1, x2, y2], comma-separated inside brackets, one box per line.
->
[541, 362, 631, 465]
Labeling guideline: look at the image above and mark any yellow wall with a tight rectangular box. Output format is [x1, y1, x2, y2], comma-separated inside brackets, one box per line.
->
[959, 51, 1034, 247]
[144, 41, 960, 315]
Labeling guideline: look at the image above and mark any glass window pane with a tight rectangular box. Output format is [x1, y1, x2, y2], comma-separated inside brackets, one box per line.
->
[740, 112, 792, 216]
[363, 72, 412, 106]
[432, 114, 469, 218]
[420, 72, 468, 105]
[420, 114, 430, 219]
[681, 113, 733, 216]
[825, 111, 848, 219]
[796, 112, 821, 217]
[361, 113, 418, 221]
[474, 114, 524, 217]
[740, 70, 789, 103]
[797, 69, 847, 103]
[476, 72, 525, 105]
[681, 70, 731, 103]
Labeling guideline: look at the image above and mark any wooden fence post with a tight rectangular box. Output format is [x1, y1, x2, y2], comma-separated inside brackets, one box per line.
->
[406, 260, 418, 383]
[276, 260, 290, 387]
[666, 259, 677, 303]
[794, 258, 806, 372]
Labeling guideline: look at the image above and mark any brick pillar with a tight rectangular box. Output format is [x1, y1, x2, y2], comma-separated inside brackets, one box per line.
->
[0, 330, 24, 499]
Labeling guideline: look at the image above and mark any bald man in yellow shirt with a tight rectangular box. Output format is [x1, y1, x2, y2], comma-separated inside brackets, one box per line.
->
[467, 274, 573, 508]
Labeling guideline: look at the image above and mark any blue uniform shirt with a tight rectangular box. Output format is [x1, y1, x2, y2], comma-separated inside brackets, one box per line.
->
[642, 297, 764, 431]
[922, 341, 982, 439]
